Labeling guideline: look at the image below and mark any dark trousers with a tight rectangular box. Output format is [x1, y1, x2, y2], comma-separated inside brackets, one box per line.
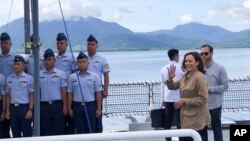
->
[40, 101, 64, 136]
[73, 101, 97, 134]
[64, 92, 75, 134]
[0, 119, 10, 139]
[179, 126, 208, 141]
[2, 119, 10, 138]
[0, 119, 2, 139]
[0, 100, 3, 138]
[10, 104, 32, 137]
[210, 106, 223, 141]
[96, 115, 103, 133]
[164, 102, 181, 141]
[64, 115, 75, 134]
[0, 99, 10, 138]
[96, 98, 103, 133]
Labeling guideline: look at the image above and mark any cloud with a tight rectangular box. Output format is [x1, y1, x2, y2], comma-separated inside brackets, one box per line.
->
[118, 5, 134, 14]
[243, 0, 250, 8]
[39, 0, 101, 21]
[208, 10, 216, 17]
[113, 13, 123, 20]
[0, 0, 23, 25]
[219, 4, 250, 20]
[180, 14, 193, 24]
[208, 2, 250, 31]
[112, 4, 138, 21]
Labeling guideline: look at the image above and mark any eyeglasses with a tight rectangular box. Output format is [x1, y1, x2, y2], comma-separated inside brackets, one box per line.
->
[200, 52, 210, 56]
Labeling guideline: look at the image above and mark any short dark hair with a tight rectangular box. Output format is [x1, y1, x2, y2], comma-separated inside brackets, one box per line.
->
[182, 52, 205, 74]
[168, 48, 179, 60]
[200, 44, 213, 53]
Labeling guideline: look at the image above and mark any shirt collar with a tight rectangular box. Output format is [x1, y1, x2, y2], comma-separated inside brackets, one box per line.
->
[0, 51, 15, 57]
[169, 60, 178, 64]
[57, 51, 67, 57]
[206, 60, 214, 68]
[13, 71, 25, 78]
[185, 70, 199, 81]
[77, 70, 90, 76]
[43, 67, 56, 73]
[88, 52, 97, 58]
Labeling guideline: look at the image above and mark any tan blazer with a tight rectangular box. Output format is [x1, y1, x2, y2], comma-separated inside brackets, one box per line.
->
[166, 70, 211, 130]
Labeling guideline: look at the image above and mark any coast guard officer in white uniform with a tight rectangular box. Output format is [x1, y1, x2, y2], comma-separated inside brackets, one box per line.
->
[86, 34, 110, 133]
[68, 52, 102, 134]
[55, 32, 76, 134]
[55, 33, 76, 77]
[40, 48, 68, 136]
[0, 32, 16, 138]
[5, 55, 34, 137]
[0, 72, 6, 138]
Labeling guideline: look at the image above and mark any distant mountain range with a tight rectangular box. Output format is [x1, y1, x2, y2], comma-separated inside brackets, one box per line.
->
[0, 17, 250, 52]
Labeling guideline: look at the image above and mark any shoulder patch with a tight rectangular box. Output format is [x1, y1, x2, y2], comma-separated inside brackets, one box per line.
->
[104, 64, 109, 69]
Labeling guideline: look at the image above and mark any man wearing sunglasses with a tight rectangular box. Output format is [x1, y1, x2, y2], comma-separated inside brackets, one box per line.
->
[200, 44, 229, 141]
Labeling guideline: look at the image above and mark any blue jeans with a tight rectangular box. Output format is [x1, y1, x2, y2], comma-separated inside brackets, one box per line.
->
[210, 106, 223, 141]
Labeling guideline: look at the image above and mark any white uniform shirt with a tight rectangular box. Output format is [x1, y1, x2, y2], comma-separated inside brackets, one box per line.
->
[160, 61, 184, 102]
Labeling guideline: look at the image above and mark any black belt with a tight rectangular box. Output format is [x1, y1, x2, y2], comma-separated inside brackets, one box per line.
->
[73, 101, 96, 106]
[10, 103, 29, 107]
[41, 100, 62, 105]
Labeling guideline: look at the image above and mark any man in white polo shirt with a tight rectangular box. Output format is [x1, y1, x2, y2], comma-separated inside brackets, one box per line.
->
[160, 48, 184, 141]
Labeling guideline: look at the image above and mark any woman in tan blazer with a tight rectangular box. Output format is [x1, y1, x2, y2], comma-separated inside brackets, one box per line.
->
[165, 52, 211, 141]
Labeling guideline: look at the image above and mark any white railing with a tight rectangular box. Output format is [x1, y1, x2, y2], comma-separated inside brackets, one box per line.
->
[0, 129, 201, 141]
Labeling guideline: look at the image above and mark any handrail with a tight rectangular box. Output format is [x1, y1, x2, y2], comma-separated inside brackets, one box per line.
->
[0, 129, 201, 141]
[104, 77, 250, 116]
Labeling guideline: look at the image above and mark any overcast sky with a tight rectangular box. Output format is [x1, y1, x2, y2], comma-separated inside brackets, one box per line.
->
[1, 0, 250, 32]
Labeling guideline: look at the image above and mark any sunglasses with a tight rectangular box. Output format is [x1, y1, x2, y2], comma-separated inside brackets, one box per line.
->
[200, 52, 210, 56]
